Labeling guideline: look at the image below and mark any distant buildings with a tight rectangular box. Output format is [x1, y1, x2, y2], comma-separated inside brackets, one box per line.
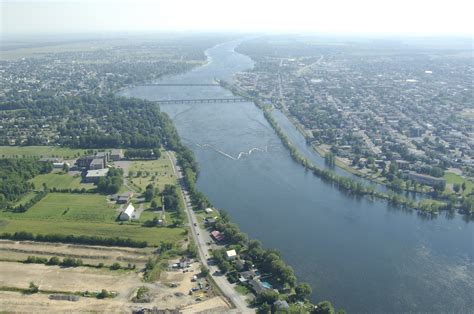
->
[407, 172, 446, 186]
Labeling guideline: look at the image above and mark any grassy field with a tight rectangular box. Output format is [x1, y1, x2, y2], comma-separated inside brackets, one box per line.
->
[0, 146, 86, 159]
[129, 156, 176, 191]
[0, 193, 186, 246]
[29, 172, 95, 191]
[444, 172, 473, 195]
[0, 219, 185, 246]
[0, 193, 117, 222]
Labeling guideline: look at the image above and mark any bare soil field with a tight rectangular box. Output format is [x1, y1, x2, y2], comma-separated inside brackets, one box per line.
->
[0, 253, 230, 313]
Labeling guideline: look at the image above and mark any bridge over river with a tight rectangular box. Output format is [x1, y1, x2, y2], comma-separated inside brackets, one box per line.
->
[153, 97, 247, 104]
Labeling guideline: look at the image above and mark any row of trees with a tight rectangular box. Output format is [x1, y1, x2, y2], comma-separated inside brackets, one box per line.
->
[0, 231, 147, 248]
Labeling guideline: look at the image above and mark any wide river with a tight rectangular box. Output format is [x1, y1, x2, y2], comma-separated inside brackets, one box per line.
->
[121, 40, 473, 313]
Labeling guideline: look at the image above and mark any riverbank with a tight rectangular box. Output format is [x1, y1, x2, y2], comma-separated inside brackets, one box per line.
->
[122, 39, 474, 312]
[219, 79, 474, 218]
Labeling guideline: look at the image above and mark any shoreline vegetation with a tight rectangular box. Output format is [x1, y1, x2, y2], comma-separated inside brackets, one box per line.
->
[219, 79, 474, 219]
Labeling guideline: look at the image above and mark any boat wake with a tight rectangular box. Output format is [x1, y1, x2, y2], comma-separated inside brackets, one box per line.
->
[196, 143, 268, 160]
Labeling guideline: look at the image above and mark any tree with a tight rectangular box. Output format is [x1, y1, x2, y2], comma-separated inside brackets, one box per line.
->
[97, 289, 110, 299]
[257, 302, 271, 314]
[47, 256, 60, 265]
[200, 265, 210, 277]
[295, 282, 312, 301]
[461, 182, 467, 193]
[313, 301, 335, 314]
[62, 163, 69, 173]
[150, 199, 158, 210]
[110, 262, 121, 270]
[257, 290, 279, 305]
[28, 282, 39, 294]
[453, 183, 461, 193]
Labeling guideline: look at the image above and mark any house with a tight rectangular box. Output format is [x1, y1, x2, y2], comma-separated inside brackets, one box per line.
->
[89, 158, 105, 170]
[210, 230, 225, 242]
[119, 203, 136, 221]
[205, 218, 217, 226]
[239, 270, 256, 282]
[116, 192, 133, 204]
[274, 300, 290, 311]
[248, 279, 267, 295]
[226, 249, 237, 260]
[83, 168, 109, 183]
[110, 149, 123, 161]
[407, 172, 446, 187]
[204, 208, 213, 214]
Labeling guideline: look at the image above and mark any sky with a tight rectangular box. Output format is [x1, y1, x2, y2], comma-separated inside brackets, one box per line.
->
[1, 0, 473, 36]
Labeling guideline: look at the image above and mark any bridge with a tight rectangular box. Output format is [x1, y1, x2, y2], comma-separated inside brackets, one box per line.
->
[139, 83, 220, 87]
[153, 98, 248, 104]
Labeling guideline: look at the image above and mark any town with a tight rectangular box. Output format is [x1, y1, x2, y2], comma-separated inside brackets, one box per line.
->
[233, 37, 473, 203]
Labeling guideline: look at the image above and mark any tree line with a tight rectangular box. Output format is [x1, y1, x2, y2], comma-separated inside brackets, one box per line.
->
[0, 231, 147, 248]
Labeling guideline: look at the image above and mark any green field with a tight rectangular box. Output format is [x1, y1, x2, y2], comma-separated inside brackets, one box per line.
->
[29, 172, 95, 191]
[0, 146, 86, 159]
[129, 155, 176, 191]
[444, 172, 473, 195]
[0, 193, 116, 222]
[0, 193, 186, 246]
[0, 219, 185, 246]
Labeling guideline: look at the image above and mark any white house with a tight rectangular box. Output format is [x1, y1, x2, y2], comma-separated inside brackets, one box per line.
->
[204, 208, 214, 214]
[226, 249, 237, 260]
[119, 203, 136, 221]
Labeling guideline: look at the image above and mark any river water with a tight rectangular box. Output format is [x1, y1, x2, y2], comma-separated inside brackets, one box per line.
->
[120, 40, 474, 313]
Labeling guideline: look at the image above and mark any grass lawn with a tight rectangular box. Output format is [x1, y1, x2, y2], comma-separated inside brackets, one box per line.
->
[0, 193, 117, 222]
[444, 172, 473, 195]
[129, 154, 176, 191]
[235, 284, 251, 295]
[29, 172, 95, 191]
[0, 146, 87, 159]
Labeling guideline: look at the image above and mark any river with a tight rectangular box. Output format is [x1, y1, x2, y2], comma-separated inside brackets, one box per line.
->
[120, 39, 474, 313]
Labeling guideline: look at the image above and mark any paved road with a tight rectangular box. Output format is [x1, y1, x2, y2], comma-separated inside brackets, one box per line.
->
[166, 151, 252, 313]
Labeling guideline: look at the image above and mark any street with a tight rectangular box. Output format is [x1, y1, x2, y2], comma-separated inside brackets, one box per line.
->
[165, 151, 252, 313]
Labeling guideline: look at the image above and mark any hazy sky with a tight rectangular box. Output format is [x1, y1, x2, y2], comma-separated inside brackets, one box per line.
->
[2, 0, 473, 36]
